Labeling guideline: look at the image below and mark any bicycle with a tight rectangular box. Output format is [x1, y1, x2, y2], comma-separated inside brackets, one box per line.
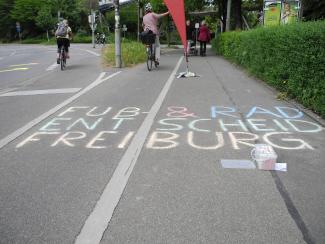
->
[95, 34, 106, 48]
[140, 30, 158, 71]
[59, 46, 67, 71]
[146, 43, 158, 71]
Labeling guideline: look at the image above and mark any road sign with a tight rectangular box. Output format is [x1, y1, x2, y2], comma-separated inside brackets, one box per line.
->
[89, 13, 97, 31]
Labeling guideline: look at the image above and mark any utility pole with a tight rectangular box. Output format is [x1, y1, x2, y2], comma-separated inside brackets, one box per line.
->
[114, 0, 122, 68]
[137, 0, 140, 42]
[226, 0, 232, 31]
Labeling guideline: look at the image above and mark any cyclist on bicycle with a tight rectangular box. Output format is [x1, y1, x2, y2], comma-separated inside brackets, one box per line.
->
[96, 33, 100, 44]
[142, 3, 169, 65]
[55, 19, 72, 64]
[101, 33, 106, 44]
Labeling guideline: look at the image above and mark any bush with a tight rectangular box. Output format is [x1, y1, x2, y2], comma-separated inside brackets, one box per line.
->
[72, 33, 92, 43]
[103, 40, 146, 67]
[212, 21, 325, 118]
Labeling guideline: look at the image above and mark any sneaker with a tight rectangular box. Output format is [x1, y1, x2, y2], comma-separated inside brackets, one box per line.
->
[154, 60, 159, 66]
[57, 58, 60, 64]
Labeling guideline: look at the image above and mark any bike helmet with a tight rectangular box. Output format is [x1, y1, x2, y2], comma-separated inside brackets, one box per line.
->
[145, 3, 152, 12]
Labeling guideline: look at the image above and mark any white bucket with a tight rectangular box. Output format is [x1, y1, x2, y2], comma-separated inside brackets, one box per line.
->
[251, 144, 277, 170]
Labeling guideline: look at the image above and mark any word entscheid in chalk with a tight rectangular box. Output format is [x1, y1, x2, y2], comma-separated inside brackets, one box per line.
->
[16, 105, 323, 150]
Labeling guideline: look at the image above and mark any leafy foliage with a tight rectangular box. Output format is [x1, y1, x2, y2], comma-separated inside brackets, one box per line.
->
[0, 0, 15, 39]
[36, 6, 56, 33]
[212, 21, 325, 117]
[103, 41, 146, 67]
[302, 0, 325, 20]
[10, 0, 44, 35]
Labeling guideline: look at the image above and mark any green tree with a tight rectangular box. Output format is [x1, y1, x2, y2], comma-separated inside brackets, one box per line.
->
[0, 0, 15, 40]
[302, 0, 325, 20]
[36, 6, 56, 41]
[11, 0, 44, 36]
[50, 0, 82, 31]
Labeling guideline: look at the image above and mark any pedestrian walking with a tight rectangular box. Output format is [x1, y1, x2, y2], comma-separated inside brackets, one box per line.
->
[198, 20, 211, 56]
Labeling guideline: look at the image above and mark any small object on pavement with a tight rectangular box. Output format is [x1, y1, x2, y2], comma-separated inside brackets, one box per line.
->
[251, 144, 287, 171]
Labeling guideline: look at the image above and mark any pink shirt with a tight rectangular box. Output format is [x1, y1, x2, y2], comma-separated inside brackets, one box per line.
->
[143, 12, 161, 35]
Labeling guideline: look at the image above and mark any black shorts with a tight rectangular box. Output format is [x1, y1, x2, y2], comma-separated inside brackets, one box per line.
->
[57, 38, 70, 53]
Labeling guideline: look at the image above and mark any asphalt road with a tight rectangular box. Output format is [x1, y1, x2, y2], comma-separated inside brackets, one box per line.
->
[0, 43, 324, 244]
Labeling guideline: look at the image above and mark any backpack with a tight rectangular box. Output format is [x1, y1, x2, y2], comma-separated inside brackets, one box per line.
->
[140, 30, 156, 45]
[56, 23, 68, 37]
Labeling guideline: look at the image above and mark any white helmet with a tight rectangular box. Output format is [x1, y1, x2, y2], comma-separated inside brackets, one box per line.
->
[145, 3, 152, 12]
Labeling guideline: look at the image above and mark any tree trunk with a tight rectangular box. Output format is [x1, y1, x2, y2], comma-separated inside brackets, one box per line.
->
[46, 30, 49, 42]
[218, 0, 227, 32]
[234, 0, 242, 30]
[226, 0, 232, 31]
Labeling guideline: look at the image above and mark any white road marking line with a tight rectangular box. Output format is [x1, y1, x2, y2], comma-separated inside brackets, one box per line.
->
[0, 88, 81, 97]
[10, 63, 39, 67]
[9, 50, 17, 56]
[85, 50, 101, 57]
[75, 56, 184, 244]
[220, 159, 256, 169]
[0, 67, 29, 73]
[0, 88, 17, 96]
[46, 62, 58, 71]
[0, 71, 121, 150]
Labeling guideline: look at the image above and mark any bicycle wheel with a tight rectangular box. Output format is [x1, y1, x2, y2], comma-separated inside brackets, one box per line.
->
[146, 45, 153, 71]
[154, 51, 158, 68]
[60, 49, 66, 71]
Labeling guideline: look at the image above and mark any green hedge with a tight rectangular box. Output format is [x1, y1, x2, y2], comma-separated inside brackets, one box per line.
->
[103, 40, 146, 67]
[212, 21, 325, 118]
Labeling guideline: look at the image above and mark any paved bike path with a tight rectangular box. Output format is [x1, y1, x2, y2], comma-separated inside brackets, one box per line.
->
[0, 48, 324, 244]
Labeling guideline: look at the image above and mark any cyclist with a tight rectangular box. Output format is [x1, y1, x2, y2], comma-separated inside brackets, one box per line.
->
[101, 33, 106, 44]
[142, 3, 169, 65]
[95, 33, 100, 44]
[55, 19, 72, 64]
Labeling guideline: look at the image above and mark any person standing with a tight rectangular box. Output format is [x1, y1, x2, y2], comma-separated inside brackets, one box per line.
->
[198, 20, 211, 57]
[142, 3, 169, 65]
[186, 20, 195, 55]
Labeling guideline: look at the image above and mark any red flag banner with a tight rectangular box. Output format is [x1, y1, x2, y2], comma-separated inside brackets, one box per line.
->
[163, 0, 187, 52]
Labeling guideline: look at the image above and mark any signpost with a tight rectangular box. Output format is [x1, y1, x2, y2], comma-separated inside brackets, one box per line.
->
[122, 24, 127, 39]
[89, 11, 97, 48]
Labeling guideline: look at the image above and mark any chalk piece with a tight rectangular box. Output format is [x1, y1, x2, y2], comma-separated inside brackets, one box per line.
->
[220, 159, 256, 169]
[274, 163, 287, 172]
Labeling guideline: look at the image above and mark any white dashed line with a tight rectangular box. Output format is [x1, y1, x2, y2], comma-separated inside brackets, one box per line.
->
[46, 62, 58, 71]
